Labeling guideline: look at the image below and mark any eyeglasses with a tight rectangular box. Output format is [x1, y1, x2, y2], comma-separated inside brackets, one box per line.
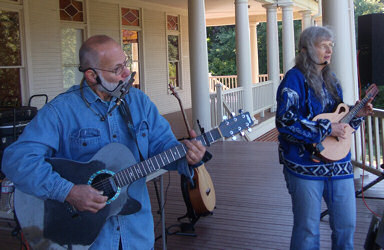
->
[93, 58, 130, 76]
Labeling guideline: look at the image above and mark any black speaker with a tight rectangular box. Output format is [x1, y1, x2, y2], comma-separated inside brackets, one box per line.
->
[358, 13, 384, 86]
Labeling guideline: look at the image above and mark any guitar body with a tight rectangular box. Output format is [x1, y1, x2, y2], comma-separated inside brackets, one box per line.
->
[14, 143, 140, 249]
[312, 103, 355, 162]
[188, 164, 216, 214]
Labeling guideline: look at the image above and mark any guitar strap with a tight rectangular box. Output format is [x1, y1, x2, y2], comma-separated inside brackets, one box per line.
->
[118, 99, 145, 161]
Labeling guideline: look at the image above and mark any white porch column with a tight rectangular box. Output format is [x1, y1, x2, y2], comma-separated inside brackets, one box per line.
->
[264, 4, 280, 107]
[322, 0, 358, 104]
[235, 0, 253, 114]
[281, 2, 295, 74]
[323, 0, 361, 176]
[300, 10, 312, 30]
[188, 0, 211, 130]
[250, 22, 259, 83]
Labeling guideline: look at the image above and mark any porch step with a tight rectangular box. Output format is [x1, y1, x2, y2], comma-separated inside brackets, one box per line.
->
[244, 116, 276, 142]
[254, 127, 278, 142]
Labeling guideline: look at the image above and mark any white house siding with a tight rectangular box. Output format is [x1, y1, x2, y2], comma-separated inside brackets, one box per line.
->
[21, 0, 192, 115]
[141, 9, 191, 115]
[27, 0, 63, 102]
[88, 1, 120, 40]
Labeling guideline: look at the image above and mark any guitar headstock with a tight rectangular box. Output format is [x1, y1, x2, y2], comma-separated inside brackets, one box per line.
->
[218, 112, 254, 139]
[365, 83, 379, 100]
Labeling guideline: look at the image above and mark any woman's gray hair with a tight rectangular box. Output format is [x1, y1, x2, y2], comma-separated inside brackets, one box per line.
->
[295, 26, 341, 103]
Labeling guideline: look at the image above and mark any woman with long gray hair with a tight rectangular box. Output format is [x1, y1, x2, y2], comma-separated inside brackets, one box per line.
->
[275, 26, 373, 249]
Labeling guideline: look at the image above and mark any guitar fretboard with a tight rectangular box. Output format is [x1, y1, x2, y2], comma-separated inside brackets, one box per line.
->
[112, 128, 222, 188]
[340, 93, 373, 124]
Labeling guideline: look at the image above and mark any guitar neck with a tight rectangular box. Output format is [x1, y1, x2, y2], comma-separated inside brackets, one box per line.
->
[340, 94, 371, 124]
[113, 128, 222, 187]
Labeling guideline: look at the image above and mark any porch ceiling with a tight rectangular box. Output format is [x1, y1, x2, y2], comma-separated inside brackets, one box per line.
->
[140, 0, 319, 24]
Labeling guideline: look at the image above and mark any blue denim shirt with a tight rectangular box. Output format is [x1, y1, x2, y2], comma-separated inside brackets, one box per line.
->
[2, 81, 192, 249]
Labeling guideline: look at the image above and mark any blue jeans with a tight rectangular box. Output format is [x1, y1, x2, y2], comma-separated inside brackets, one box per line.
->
[283, 167, 356, 250]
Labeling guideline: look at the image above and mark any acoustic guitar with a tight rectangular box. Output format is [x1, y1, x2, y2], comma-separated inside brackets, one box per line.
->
[14, 113, 254, 249]
[169, 84, 215, 214]
[312, 84, 378, 162]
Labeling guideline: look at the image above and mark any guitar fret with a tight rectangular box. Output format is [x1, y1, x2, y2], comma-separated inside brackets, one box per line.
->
[123, 169, 132, 184]
[167, 149, 175, 161]
[133, 166, 140, 178]
[142, 161, 149, 175]
[200, 135, 207, 147]
[174, 146, 182, 159]
[136, 164, 143, 177]
[128, 168, 135, 181]
[149, 158, 156, 171]
[162, 153, 169, 165]
[114, 175, 122, 187]
[153, 156, 160, 169]
[157, 154, 165, 167]
[178, 145, 185, 157]
[208, 131, 214, 143]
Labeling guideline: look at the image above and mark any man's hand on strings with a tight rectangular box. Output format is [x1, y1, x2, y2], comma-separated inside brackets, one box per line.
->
[65, 184, 108, 213]
[183, 129, 206, 166]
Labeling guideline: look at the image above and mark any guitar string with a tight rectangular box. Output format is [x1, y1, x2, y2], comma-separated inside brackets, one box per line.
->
[90, 132, 216, 193]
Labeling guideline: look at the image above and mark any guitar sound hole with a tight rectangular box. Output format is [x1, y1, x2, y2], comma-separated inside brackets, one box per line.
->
[91, 173, 116, 200]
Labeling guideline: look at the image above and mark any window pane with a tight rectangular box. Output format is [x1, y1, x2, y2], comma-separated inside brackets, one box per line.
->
[61, 28, 83, 88]
[168, 62, 179, 88]
[168, 35, 179, 61]
[0, 10, 21, 67]
[167, 15, 178, 31]
[0, 68, 21, 106]
[121, 8, 139, 26]
[122, 29, 140, 89]
[59, 0, 84, 22]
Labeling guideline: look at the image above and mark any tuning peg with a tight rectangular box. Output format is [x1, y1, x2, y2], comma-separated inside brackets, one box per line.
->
[232, 135, 236, 140]
[240, 131, 245, 136]
[248, 127, 252, 132]
[231, 112, 235, 117]
[222, 115, 228, 121]
[238, 109, 243, 114]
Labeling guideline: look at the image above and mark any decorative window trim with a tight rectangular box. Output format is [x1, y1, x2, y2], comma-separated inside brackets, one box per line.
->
[59, 0, 86, 23]
[165, 13, 182, 92]
[119, 5, 144, 90]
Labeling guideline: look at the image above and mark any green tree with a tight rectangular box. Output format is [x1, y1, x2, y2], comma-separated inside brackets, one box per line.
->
[207, 25, 237, 76]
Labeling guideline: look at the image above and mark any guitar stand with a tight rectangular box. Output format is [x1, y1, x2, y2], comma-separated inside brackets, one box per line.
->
[321, 169, 384, 220]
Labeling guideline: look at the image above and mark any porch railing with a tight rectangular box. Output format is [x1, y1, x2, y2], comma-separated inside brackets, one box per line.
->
[209, 80, 274, 127]
[208, 74, 283, 92]
[352, 108, 384, 176]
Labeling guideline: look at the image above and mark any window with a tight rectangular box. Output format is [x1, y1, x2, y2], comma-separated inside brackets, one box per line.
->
[121, 7, 141, 89]
[61, 28, 83, 88]
[166, 15, 181, 88]
[0, 9, 23, 106]
[59, 0, 86, 88]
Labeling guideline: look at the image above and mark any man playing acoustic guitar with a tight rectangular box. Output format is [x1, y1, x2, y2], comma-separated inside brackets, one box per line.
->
[2, 35, 207, 249]
[276, 26, 374, 250]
